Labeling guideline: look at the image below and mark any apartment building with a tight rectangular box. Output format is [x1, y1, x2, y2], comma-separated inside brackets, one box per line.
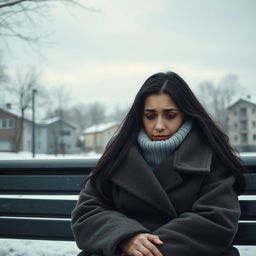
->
[227, 98, 256, 152]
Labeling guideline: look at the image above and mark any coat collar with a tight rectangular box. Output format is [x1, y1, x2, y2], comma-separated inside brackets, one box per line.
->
[111, 128, 212, 216]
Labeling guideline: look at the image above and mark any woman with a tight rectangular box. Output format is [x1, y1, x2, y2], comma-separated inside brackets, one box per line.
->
[71, 71, 245, 256]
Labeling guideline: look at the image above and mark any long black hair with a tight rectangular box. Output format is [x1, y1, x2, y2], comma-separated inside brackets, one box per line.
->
[89, 71, 245, 197]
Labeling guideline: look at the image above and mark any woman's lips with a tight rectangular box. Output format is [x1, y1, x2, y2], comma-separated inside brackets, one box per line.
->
[152, 135, 170, 141]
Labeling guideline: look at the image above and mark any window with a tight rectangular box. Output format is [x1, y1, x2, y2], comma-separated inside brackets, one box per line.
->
[8, 119, 14, 128]
[2, 119, 7, 128]
[0, 119, 15, 129]
[253, 108, 256, 113]
[234, 123, 237, 129]
[253, 134, 256, 141]
[234, 110, 237, 116]
[234, 135, 238, 141]
[241, 134, 248, 143]
[61, 130, 71, 136]
[253, 121, 256, 128]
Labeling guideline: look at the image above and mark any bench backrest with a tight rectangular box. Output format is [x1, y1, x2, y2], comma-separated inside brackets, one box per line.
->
[0, 157, 256, 244]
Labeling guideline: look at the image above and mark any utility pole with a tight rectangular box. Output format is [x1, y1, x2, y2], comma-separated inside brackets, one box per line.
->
[32, 89, 37, 158]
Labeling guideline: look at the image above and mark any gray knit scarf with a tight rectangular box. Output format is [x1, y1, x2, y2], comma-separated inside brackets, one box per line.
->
[137, 119, 193, 169]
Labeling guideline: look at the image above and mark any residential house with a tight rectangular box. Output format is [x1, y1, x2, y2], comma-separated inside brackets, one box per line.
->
[83, 121, 120, 153]
[227, 98, 256, 152]
[0, 104, 77, 154]
[41, 117, 77, 154]
[0, 103, 31, 152]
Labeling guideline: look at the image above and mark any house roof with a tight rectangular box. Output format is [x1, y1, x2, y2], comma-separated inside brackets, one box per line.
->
[84, 121, 119, 134]
[40, 117, 77, 129]
[0, 105, 76, 129]
[0, 104, 32, 122]
[227, 98, 256, 110]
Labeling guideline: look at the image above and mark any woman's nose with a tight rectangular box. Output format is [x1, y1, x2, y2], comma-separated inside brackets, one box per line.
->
[155, 119, 165, 132]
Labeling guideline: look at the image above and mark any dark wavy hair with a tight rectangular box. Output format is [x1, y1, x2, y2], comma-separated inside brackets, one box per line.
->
[89, 71, 245, 198]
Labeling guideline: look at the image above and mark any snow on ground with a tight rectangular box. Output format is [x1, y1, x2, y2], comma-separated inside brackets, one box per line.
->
[0, 240, 255, 256]
[0, 239, 80, 256]
[0, 151, 102, 160]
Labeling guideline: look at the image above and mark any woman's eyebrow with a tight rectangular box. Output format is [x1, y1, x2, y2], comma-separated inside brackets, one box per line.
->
[144, 108, 178, 112]
[163, 108, 178, 112]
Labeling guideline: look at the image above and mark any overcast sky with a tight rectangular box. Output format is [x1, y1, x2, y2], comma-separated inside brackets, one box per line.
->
[3, 0, 256, 112]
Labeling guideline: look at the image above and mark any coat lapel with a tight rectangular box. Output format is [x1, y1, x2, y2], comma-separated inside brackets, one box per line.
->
[111, 144, 178, 217]
[172, 128, 212, 174]
[153, 128, 212, 192]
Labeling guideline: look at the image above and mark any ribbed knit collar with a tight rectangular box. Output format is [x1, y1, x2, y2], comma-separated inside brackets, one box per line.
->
[137, 119, 193, 169]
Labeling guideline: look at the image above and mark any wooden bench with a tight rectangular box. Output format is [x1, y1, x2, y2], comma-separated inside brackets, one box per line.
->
[0, 156, 256, 245]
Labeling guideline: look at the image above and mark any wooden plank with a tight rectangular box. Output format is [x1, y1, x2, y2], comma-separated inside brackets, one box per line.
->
[0, 159, 97, 170]
[234, 222, 256, 245]
[1, 198, 255, 220]
[0, 218, 74, 241]
[0, 218, 255, 244]
[243, 174, 256, 195]
[0, 175, 89, 194]
[0, 198, 77, 218]
[0, 173, 255, 194]
[240, 201, 256, 220]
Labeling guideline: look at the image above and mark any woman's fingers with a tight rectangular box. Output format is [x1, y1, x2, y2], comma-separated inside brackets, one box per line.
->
[120, 233, 164, 256]
[143, 239, 163, 256]
[147, 234, 163, 245]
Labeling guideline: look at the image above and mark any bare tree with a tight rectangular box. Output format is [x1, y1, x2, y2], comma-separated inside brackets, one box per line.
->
[0, 68, 41, 151]
[0, 0, 98, 46]
[197, 74, 245, 132]
[44, 85, 72, 155]
[107, 104, 129, 123]
[65, 103, 88, 134]
[88, 102, 106, 126]
[0, 56, 8, 99]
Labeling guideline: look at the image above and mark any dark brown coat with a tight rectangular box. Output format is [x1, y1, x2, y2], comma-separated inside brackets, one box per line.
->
[71, 128, 241, 256]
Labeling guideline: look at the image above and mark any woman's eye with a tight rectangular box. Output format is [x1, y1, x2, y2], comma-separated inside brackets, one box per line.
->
[145, 114, 155, 120]
[166, 113, 176, 119]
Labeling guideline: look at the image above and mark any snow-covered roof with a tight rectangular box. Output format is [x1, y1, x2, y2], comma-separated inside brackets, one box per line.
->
[227, 98, 256, 110]
[39, 116, 60, 125]
[0, 104, 32, 122]
[84, 121, 119, 134]
[39, 117, 77, 129]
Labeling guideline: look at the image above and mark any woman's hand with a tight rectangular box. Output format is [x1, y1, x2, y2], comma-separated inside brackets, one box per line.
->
[120, 233, 164, 256]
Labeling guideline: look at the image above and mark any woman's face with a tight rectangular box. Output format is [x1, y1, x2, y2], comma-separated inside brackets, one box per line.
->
[143, 93, 185, 141]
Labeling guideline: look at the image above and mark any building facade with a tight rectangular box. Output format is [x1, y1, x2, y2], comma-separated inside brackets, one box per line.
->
[227, 99, 256, 152]
[43, 118, 77, 154]
[83, 122, 120, 153]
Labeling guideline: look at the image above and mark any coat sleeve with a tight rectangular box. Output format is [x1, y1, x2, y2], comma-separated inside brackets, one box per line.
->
[152, 159, 241, 256]
[71, 180, 150, 256]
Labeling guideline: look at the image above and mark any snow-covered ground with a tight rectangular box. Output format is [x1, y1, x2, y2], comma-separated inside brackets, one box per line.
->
[0, 239, 254, 256]
[0, 151, 102, 160]
[0, 152, 255, 255]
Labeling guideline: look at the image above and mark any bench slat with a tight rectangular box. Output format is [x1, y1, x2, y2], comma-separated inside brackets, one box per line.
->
[243, 174, 256, 195]
[0, 218, 73, 241]
[0, 198, 77, 218]
[0, 218, 255, 244]
[0, 174, 255, 194]
[240, 201, 256, 220]
[0, 175, 88, 194]
[1, 199, 256, 220]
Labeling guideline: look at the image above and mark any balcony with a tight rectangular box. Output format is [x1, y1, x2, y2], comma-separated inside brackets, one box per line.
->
[239, 114, 248, 121]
